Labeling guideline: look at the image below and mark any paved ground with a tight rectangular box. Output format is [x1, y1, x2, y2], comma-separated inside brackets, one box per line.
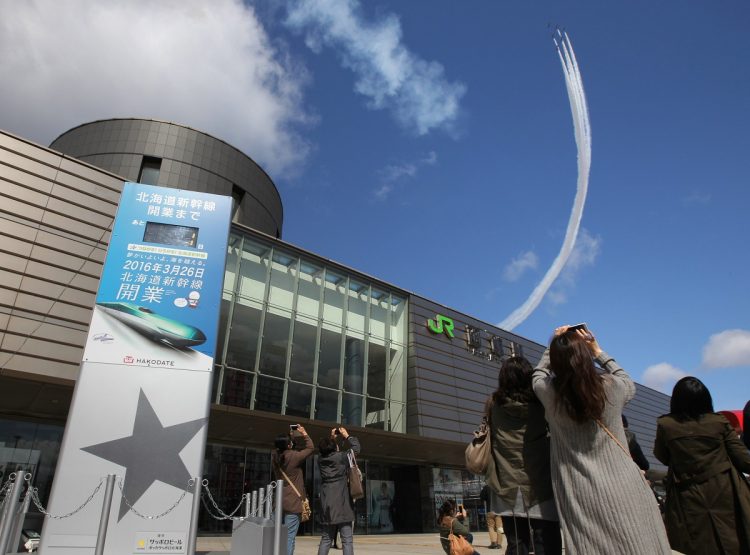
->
[197, 532, 507, 554]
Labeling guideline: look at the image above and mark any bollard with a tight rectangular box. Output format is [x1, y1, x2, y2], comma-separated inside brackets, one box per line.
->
[186, 478, 202, 555]
[10, 475, 33, 554]
[245, 492, 252, 519]
[0, 471, 25, 555]
[264, 487, 272, 520]
[94, 475, 116, 555]
[258, 488, 265, 518]
[251, 490, 258, 517]
[273, 480, 283, 555]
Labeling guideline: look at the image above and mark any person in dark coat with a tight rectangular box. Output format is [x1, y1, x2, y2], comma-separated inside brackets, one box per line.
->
[486, 356, 560, 555]
[654, 376, 750, 555]
[744, 399, 750, 450]
[273, 425, 314, 555]
[621, 414, 650, 471]
[317, 427, 360, 555]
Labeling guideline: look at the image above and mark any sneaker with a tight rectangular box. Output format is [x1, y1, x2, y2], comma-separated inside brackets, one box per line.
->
[488, 543, 500, 549]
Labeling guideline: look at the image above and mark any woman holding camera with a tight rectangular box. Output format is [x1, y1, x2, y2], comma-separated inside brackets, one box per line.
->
[532, 325, 670, 554]
[317, 427, 360, 555]
[273, 425, 314, 555]
[438, 499, 480, 555]
[654, 377, 750, 555]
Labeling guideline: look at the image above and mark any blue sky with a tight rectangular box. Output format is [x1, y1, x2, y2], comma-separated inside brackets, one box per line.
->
[2, 0, 748, 411]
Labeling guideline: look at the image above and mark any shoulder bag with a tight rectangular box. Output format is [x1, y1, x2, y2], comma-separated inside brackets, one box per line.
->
[276, 463, 312, 522]
[465, 415, 490, 475]
[347, 450, 365, 501]
[448, 518, 474, 555]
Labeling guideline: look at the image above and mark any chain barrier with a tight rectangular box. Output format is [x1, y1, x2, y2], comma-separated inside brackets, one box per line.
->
[116, 478, 192, 520]
[29, 475, 104, 519]
[0, 474, 14, 511]
[201, 479, 247, 521]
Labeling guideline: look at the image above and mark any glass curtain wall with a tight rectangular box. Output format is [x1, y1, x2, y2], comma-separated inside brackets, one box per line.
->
[215, 233, 407, 432]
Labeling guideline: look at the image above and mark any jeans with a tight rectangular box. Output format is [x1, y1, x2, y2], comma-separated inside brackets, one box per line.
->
[501, 516, 561, 555]
[285, 512, 301, 555]
[318, 522, 353, 555]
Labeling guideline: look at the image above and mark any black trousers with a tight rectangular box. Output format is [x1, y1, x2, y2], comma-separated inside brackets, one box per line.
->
[500, 516, 561, 555]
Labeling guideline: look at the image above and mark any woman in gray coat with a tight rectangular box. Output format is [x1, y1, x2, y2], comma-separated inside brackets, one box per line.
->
[532, 325, 670, 555]
[317, 427, 360, 555]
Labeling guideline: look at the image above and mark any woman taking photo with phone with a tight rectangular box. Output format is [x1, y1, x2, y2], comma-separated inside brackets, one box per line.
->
[317, 427, 360, 555]
[654, 377, 750, 555]
[532, 325, 670, 554]
[438, 499, 481, 555]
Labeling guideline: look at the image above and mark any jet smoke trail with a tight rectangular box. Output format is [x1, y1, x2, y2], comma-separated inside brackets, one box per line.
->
[498, 31, 591, 331]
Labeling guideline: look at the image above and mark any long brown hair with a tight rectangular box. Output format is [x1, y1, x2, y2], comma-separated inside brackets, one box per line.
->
[549, 331, 607, 422]
[492, 356, 536, 406]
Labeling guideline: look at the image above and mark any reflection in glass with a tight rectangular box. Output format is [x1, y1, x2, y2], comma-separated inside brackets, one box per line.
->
[388, 344, 406, 404]
[322, 271, 345, 325]
[389, 402, 406, 433]
[221, 368, 254, 408]
[289, 315, 317, 383]
[390, 296, 407, 344]
[268, 252, 296, 310]
[215, 299, 230, 361]
[365, 397, 385, 429]
[237, 240, 269, 301]
[347, 281, 367, 334]
[370, 290, 388, 339]
[342, 393, 363, 427]
[255, 375, 284, 413]
[343, 335, 365, 394]
[286, 382, 312, 418]
[258, 310, 291, 378]
[318, 327, 342, 389]
[223, 234, 242, 293]
[297, 260, 322, 318]
[315, 387, 339, 423]
[226, 300, 261, 371]
[367, 341, 386, 399]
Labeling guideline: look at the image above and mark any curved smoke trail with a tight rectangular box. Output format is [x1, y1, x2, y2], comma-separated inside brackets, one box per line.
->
[498, 31, 591, 331]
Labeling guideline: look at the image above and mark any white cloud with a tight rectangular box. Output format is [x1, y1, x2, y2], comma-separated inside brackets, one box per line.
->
[285, 0, 465, 135]
[503, 251, 539, 282]
[547, 228, 602, 305]
[0, 0, 313, 176]
[373, 151, 437, 200]
[642, 363, 688, 394]
[683, 191, 711, 205]
[702, 329, 750, 369]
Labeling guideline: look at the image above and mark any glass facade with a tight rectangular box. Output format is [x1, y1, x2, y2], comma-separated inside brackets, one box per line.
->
[215, 233, 408, 432]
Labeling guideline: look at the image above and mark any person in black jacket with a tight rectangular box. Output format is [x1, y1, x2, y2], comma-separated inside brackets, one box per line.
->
[622, 415, 650, 471]
[317, 427, 360, 555]
[743, 400, 750, 450]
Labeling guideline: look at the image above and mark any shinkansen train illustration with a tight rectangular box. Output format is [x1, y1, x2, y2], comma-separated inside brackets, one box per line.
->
[97, 302, 206, 348]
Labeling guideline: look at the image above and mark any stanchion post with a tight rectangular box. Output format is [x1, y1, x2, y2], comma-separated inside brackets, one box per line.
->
[94, 474, 116, 555]
[258, 487, 264, 519]
[264, 485, 272, 520]
[245, 491, 252, 519]
[251, 490, 258, 517]
[0, 470, 25, 555]
[273, 480, 283, 555]
[186, 478, 202, 555]
[10, 476, 33, 555]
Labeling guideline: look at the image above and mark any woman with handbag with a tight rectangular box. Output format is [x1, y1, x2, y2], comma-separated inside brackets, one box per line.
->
[532, 325, 670, 554]
[317, 427, 360, 555]
[273, 425, 314, 555]
[485, 356, 560, 555]
[654, 377, 750, 555]
[438, 499, 480, 555]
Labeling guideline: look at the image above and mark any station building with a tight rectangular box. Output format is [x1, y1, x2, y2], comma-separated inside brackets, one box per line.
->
[0, 119, 671, 535]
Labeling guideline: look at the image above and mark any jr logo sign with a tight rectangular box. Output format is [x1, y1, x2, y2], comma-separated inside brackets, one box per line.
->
[427, 314, 455, 339]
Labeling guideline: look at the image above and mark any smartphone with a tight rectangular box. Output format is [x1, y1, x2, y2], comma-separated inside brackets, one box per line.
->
[457, 504, 465, 513]
[334, 428, 341, 435]
[569, 323, 592, 340]
[290, 424, 299, 431]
